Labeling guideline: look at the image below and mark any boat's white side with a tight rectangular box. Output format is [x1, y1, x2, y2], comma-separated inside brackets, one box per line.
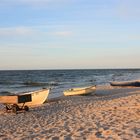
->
[20, 88, 50, 106]
[63, 86, 96, 96]
[0, 88, 50, 106]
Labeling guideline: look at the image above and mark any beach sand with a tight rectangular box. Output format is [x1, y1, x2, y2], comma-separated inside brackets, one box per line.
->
[0, 86, 140, 140]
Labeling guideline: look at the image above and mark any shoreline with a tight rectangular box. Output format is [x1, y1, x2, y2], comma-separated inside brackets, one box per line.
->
[0, 86, 140, 139]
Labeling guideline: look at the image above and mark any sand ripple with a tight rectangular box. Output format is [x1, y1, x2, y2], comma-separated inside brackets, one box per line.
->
[0, 87, 140, 140]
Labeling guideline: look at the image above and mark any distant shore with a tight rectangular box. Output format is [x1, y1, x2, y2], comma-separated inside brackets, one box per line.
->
[0, 85, 140, 139]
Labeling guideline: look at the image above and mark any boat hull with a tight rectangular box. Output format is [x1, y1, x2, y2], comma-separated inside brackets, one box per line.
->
[110, 81, 140, 87]
[64, 86, 96, 96]
[0, 89, 50, 106]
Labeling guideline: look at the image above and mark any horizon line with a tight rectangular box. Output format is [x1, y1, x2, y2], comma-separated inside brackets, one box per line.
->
[0, 68, 140, 71]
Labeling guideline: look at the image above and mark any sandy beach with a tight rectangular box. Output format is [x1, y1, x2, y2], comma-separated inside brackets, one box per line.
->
[0, 86, 140, 140]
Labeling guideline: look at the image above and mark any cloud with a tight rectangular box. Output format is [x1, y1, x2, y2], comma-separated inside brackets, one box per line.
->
[127, 34, 140, 41]
[0, 0, 49, 5]
[51, 31, 73, 37]
[0, 0, 70, 7]
[118, 0, 140, 19]
[0, 26, 39, 37]
[0, 25, 73, 37]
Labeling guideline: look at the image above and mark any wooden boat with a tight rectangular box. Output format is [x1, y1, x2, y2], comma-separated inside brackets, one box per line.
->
[63, 85, 96, 96]
[110, 81, 140, 87]
[0, 88, 50, 113]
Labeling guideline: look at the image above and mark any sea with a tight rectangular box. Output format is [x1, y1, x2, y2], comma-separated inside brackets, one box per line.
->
[0, 69, 140, 98]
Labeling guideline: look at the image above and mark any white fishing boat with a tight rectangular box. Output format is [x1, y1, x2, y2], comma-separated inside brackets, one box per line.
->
[0, 88, 50, 113]
[63, 85, 96, 96]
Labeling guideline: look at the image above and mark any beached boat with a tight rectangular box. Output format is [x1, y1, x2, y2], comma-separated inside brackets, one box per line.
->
[110, 81, 140, 87]
[63, 85, 96, 96]
[0, 88, 50, 113]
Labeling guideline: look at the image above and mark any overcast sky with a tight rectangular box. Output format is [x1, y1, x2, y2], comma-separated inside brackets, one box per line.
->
[0, 0, 140, 70]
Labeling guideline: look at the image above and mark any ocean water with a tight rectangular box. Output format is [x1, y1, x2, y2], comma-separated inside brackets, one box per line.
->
[0, 69, 140, 98]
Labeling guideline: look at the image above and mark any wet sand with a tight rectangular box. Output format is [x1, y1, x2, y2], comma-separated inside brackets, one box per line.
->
[0, 86, 140, 140]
